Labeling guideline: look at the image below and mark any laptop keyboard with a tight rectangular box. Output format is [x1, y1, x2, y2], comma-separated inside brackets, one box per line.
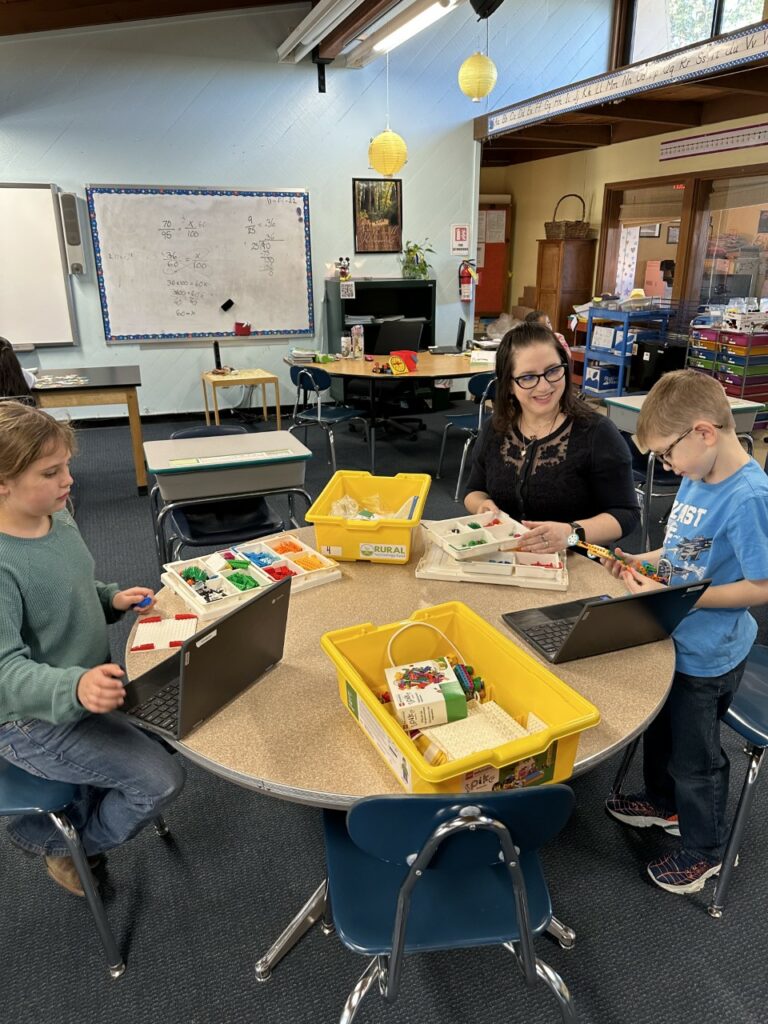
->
[521, 617, 578, 656]
[130, 682, 179, 732]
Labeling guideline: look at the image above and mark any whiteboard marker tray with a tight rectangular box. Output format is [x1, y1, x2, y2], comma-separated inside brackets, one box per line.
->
[420, 511, 528, 561]
[415, 542, 569, 591]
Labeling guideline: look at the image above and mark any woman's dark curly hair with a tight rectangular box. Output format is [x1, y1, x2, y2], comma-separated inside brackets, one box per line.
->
[491, 322, 592, 433]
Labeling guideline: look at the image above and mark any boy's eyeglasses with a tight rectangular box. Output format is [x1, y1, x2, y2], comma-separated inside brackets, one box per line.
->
[652, 423, 723, 466]
[512, 364, 567, 390]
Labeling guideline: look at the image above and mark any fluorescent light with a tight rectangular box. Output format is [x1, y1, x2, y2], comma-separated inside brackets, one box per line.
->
[372, 0, 456, 52]
[344, 0, 464, 68]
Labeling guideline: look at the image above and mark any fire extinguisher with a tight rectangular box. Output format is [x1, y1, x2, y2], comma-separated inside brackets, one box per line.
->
[458, 260, 477, 302]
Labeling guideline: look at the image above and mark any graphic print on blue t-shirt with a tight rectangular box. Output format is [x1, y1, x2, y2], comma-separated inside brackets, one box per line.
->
[659, 460, 768, 676]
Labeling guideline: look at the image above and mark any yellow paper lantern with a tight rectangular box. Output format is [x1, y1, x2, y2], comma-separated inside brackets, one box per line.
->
[458, 52, 497, 102]
[368, 129, 408, 177]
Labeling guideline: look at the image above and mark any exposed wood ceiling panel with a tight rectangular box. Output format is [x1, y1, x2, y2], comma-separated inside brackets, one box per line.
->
[479, 61, 768, 167]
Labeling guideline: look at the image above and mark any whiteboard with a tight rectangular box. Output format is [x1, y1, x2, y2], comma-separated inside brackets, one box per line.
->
[86, 185, 315, 342]
[0, 184, 77, 347]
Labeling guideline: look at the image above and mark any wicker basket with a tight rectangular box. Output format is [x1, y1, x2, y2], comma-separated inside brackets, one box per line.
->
[544, 194, 590, 239]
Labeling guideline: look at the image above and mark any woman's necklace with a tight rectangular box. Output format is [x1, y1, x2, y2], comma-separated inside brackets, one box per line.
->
[518, 410, 562, 459]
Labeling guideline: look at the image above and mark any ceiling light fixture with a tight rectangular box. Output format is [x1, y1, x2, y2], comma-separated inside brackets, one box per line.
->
[344, 0, 464, 69]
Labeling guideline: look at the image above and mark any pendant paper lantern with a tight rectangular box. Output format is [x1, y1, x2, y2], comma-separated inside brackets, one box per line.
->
[458, 51, 497, 102]
[368, 128, 408, 177]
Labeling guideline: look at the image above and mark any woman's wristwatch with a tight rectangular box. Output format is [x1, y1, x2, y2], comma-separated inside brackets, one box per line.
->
[566, 522, 586, 548]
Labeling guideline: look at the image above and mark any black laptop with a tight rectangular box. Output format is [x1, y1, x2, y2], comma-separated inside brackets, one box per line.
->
[121, 578, 291, 739]
[429, 318, 466, 355]
[501, 580, 710, 663]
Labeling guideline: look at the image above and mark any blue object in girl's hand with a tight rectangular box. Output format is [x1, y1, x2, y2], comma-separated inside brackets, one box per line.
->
[134, 596, 152, 609]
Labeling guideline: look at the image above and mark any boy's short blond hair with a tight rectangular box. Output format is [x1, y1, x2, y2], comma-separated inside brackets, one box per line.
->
[636, 369, 735, 448]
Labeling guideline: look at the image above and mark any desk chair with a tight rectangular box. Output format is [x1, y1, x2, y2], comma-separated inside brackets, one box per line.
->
[0, 759, 169, 978]
[436, 373, 496, 502]
[372, 322, 426, 439]
[288, 366, 369, 474]
[610, 643, 767, 918]
[151, 424, 283, 563]
[255, 788, 579, 1024]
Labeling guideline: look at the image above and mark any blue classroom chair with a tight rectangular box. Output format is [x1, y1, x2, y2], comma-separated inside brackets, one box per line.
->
[255, 787, 579, 1023]
[288, 365, 369, 474]
[435, 373, 496, 502]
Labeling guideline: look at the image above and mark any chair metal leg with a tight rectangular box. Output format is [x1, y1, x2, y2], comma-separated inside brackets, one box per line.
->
[326, 427, 337, 473]
[153, 816, 170, 838]
[453, 435, 475, 503]
[339, 958, 380, 1024]
[436, 423, 452, 480]
[610, 736, 641, 796]
[535, 957, 579, 1023]
[321, 878, 335, 935]
[546, 915, 576, 950]
[254, 879, 327, 982]
[48, 812, 125, 979]
[708, 744, 764, 919]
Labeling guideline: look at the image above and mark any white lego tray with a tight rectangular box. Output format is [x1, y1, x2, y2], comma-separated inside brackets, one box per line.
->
[415, 541, 569, 591]
[420, 511, 529, 561]
[162, 532, 342, 617]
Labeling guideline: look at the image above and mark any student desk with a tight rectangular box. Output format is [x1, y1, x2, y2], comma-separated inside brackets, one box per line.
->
[201, 369, 282, 429]
[125, 528, 675, 808]
[144, 431, 312, 567]
[327, 353, 475, 473]
[33, 365, 146, 493]
[604, 393, 764, 549]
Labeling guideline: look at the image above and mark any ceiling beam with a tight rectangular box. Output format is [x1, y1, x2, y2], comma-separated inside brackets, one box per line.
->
[513, 124, 612, 147]
[587, 97, 702, 127]
[316, 0, 398, 60]
[705, 64, 768, 96]
[483, 148, 577, 166]
[0, 0, 293, 37]
[491, 138, 594, 150]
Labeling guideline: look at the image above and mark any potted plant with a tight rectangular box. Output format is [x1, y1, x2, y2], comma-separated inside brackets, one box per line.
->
[400, 239, 434, 280]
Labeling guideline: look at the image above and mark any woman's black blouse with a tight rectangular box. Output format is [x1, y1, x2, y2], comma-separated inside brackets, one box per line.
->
[463, 413, 640, 537]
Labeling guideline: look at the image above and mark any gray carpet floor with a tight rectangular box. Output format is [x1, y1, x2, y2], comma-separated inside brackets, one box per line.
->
[1, 404, 767, 1024]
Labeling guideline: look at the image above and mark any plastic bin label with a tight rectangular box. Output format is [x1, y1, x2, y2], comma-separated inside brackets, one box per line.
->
[463, 743, 557, 793]
[355, 695, 413, 792]
[359, 542, 407, 560]
[320, 545, 343, 557]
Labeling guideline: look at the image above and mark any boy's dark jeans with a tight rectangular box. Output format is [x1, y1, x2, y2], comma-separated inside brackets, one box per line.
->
[643, 656, 748, 861]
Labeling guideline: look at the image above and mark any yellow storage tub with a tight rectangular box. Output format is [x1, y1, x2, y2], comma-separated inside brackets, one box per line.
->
[306, 471, 431, 564]
[321, 601, 600, 794]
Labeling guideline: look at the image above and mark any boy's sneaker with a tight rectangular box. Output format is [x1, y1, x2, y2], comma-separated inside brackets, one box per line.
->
[647, 849, 721, 894]
[605, 792, 681, 835]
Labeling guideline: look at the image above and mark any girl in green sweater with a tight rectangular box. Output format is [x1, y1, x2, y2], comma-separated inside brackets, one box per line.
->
[0, 402, 184, 896]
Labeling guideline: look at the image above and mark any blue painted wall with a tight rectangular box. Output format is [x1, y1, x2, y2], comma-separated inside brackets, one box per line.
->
[0, 1, 610, 415]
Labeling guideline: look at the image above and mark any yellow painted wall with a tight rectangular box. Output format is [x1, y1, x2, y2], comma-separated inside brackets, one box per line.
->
[480, 114, 768, 310]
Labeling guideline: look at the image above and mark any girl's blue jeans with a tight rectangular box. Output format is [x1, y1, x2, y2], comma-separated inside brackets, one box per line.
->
[0, 712, 185, 857]
[643, 656, 747, 861]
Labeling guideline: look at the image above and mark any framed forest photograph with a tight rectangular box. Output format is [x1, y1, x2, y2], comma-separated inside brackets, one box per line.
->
[353, 178, 402, 253]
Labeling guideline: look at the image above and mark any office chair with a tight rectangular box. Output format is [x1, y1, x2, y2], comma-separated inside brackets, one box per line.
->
[436, 373, 496, 502]
[255, 787, 579, 1024]
[372, 322, 427, 439]
[288, 365, 369, 474]
[0, 757, 170, 978]
[150, 424, 283, 563]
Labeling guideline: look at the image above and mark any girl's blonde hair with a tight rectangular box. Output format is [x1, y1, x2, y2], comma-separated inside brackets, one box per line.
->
[636, 369, 735, 448]
[0, 402, 76, 481]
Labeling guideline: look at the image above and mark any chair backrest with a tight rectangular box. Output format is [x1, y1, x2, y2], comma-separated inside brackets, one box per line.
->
[374, 321, 424, 355]
[170, 424, 248, 440]
[289, 364, 331, 393]
[468, 372, 496, 402]
[346, 786, 574, 866]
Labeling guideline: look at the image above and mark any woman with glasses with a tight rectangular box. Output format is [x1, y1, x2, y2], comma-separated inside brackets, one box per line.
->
[464, 322, 640, 554]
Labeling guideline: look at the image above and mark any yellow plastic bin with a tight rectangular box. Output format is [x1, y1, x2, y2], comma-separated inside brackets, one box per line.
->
[321, 601, 600, 794]
[306, 471, 431, 564]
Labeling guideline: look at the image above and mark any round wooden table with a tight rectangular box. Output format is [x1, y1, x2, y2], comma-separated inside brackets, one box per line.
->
[126, 528, 674, 808]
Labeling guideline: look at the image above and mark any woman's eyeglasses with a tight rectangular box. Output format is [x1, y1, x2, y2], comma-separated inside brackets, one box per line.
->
[512, 364, 567, 390]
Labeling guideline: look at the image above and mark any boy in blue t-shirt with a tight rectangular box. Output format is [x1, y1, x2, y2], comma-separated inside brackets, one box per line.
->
[603, 370, 768, 894]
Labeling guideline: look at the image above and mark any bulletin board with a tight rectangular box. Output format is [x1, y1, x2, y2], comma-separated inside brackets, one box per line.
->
[86, 185, 315, 342]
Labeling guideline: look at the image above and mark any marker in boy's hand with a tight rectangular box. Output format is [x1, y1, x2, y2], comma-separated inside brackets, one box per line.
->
[77, 664, 126, 713]
[112, 587, 156, 614]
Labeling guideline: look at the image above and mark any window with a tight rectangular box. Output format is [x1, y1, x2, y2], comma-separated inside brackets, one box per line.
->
[699, 175, 768, 306]
[627, 0, 766, 64]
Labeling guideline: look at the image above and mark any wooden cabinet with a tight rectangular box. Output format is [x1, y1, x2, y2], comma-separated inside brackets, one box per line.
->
[535, 239, 596, 336]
